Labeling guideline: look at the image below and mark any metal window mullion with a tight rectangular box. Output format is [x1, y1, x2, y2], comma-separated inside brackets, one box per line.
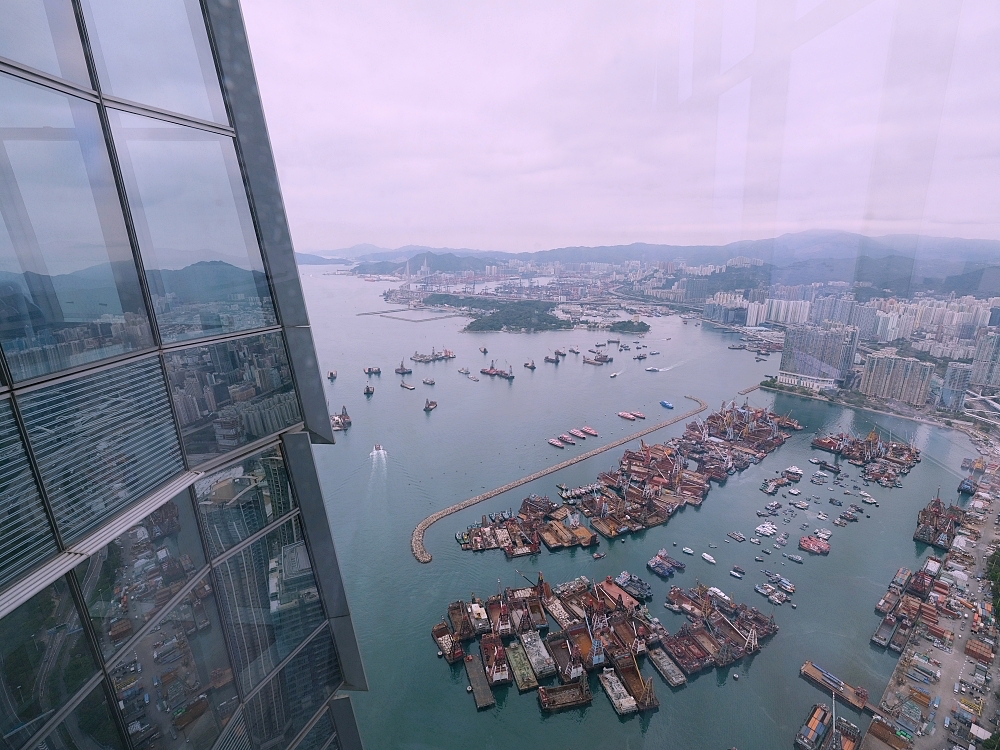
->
[284, 701, 336, 750]
[238, 621, 333, 706]
[158, 324, 283, 354]
[16, 669, 106, 750]
[0, 56, 99, 101]
[157, 353, 193, 471]
[187, 426, 304, 475]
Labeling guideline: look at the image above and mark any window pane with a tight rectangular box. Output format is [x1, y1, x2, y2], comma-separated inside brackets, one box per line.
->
[74, 491, 206, 660]
[213, 711, 252, 750]
[108, 110, 276, 344]
[213, 517, 325, 694]
[194, 447, 297, 559]
[164, 333, 299, 465]
[19, 358, 185, 543]
[295, 709, 335, 750]
[109, 574, 238, 750]
[244, 631, 340, 750]
[0, 0, 90, 85]
[0, 579, 98, 750]
[79, 0, 226, 123]
[36, 684, 125, 750]
[0, 73, 153, 382]
[0, 397, 57, 588]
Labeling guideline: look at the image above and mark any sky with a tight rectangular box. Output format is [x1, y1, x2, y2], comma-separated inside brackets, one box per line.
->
[241, 0, 1000, 254]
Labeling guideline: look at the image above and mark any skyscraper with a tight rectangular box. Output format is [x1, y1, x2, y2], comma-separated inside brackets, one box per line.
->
[972, 332, 1000, 387]
[858, 351, 934, 407]
[940, 362, 973, 412]
[777, 325, 857, 391]
[0, 5, 364, 750]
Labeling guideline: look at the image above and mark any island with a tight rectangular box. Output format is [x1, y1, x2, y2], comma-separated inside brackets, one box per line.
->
[609, 320, 651, 333]
[422, 294, 572, 332]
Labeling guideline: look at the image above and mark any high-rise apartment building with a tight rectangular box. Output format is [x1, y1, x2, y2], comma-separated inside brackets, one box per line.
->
[777, 325, 857, 391]
[940, 362, 973, 412]
[972, 332, 1000, 387]
[858, 351, 934, 407]
[0, 5, 364, 750]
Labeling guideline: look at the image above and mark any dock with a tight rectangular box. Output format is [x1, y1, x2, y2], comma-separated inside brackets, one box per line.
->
[464, 653, 495, 710]
[505, 641, 538, 692]
[647, 647, 687, 687]
[411, 396, 708, 562]
[800, 661, 877, 713]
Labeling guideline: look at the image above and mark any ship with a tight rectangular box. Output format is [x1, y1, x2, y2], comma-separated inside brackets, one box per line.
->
[613, 571, 653, 600]
[568, 429, 587, 439]
[394, 360, 412, 375]
[330, 406, 352, 430]
[497, 365, 515, 381]
[327, 370, 337, 381]
[548, 438, 565, 449]
[794, 703, 831, 750]
[524, 360, 536, 370]
[598, 668, 637, 715]
[544, 355, 559, 364]
[958, 477, 978, 495]
[364, 385, 374, 396]
[423, 399, 437, 412]
[458, 367, 470, 374]
[618, 412, 636, 421]
[888, 619, 910, 653]
[558, 434, 576, 445]
[871, 614, 896, 647]
[481, 633, 512, 687]
[581, 426, 598, 436]
[701, 553, 716, 564]
[537, 679, 592, 712]
[631, 412, 645, 420]
[400, 381, 415, 390]
[364, 366, 381, 375]
[660, 400, 673, 409]
[554, 348, 567, 357]
[568, 347, 580, 354]
[729, 570, 743, 579]
[422, 378, 435, 385]
[682, 547, 694, 555]
[798, 536, 830, 555]
[468, 374, 479, 381]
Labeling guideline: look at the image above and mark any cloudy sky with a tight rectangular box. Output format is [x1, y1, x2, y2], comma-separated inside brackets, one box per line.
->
[241, 0, 1000, 254]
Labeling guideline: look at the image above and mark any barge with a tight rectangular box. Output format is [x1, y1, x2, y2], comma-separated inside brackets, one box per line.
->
[520, 630, 557, 678]
[506, 641, 538, 692]
[464, 653, 495, 710]
[598, 668, 638, 715]
[431, 621, 464, 664]
[647, 647, 687, 687]
[537, 679, 592, 712]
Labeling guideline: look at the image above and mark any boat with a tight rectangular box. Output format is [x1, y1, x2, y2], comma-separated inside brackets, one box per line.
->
[374, 443, 382, 452]
[660, 400, 673, 409]
[794, 703, 832, 750]
[524, 360, 536, 370]
[364, 366, 381, 375]
[631, 412, 645, 419]
[645, 367, 659, 372]
[729, 570, 743, 579]
[422, 378, 435, 385]
[581, 426, 598, 436]
[732, 565, 745, 574]
[614, 571, 653, 600]
[544, 355, 559, 364]
[682, 547, 694, 555]
[395, 360, 412, 375]
[400, 381, 415, 390]
[650, 350, 660, 355]
[423, 399, 437, 412]
[327, 370, 337, 381]
[599, 668, 638, 716]
[618, 412, 636, 421]
[468, 375, 479, 381]
[548, 438, 565, 449]
[569, 429, 587, 439]
[754, 556, 764, 562]
[479, 347, 488, 354]
[558, 434, 576, 445]
[568, 347, 580, 354]
[364, 385, 374, 396]
[554, 348, 567, 357]
[609, 371, 620, 378]
[701, 553, 716, 564]
[727, 531, 746, 543]
[592, 552, 606, 560]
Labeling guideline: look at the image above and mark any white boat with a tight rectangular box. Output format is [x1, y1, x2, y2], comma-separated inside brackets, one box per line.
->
[702, 553, 716, 564]
[788, 488, 801, 496]
[729, 570, 743, 579]
[682, 547, 694, 555]
[610, 371, 622, 378]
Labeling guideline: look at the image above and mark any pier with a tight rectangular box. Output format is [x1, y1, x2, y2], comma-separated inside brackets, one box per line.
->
[411, 396, 708, 562]
[800, 661, 879, 714]
[738, 384, 760, 395]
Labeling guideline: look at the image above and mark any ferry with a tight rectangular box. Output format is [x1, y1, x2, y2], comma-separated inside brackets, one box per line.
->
[569, 429, 587, 440]
[364, 385, 374, 396]
[682, 547, 694, 555]
[660, 400, 673, 409]
[618, 412, 636, 421]
[422, 378, 435, 385]
[580, 426, 599, 437]
[548, 438, 565, 449]
[423, 399, 437, 412]
[558, 434, 576, 445]
[701, 553, 716, 564]
[400, 381, 415, 390]
[524, 360, 536, 370]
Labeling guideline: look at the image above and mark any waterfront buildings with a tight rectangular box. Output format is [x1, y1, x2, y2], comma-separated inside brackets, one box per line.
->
[972, 332, 1000, 388]
[940, 363, 974, 412]
[778, 325, 858, 391]
[0, 4, 364, 750]
[858, 350, 934, 407]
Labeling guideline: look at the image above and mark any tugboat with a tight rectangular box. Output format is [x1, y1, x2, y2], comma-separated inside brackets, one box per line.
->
[395, 360, 412, 375]
[524, 360, 536, 370]
[364, 384, 375, 397]
[423, 399, 437, 412]
[327, 370, 337, 381]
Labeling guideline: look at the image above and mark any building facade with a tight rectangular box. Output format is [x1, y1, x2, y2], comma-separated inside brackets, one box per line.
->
[940, 362, 973, 412]
[0, 4, 364, 750]
[972, 332, 1000, 388]
[777, 325, 856, 391]
[858, 351, 934, 407]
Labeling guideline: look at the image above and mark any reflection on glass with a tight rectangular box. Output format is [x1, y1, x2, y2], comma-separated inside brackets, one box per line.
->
[295, 708, 336, 750]
[0, 74, 154, 381]
[164, 333, 299, 465]
[193, 447, 297, 559]
[0, 0, 90, 85]
[0, 397, 57, 589]
[0, 578, 98, 749]
[19, 358, 185, 543]
[109, 575, 238, 750]
[109, 110, 276, 343]
[75, 492, 206, 660]
[212, 711, 252, 750]
[36, 683, 125, 750]
[213, 517, 325, 694]
[243, 630, 340, 750]
[79, 0, 226, 123]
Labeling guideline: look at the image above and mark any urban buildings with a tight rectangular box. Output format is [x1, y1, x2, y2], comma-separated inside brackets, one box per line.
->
[940, 363, 974, 412]
[777, 325, 858, 391]
[972, 332, 1000, 388]
[858, 350, 935, 407]
[0, 4, 363, 750]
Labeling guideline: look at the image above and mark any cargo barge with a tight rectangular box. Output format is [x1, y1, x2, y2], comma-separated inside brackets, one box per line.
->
[464, 653, 496, 709]
[598, 668, 638, 715]
[431, 621, 464, 663]
[537, 679, 592, 712]
[870, 614, 896, 647]
[505, 641, 538, 692]
[794, 703, 831, 750]
[520, 630, 557, 678]
[646, 647, 687, 687]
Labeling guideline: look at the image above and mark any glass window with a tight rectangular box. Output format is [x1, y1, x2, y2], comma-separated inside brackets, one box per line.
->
[163, 333, 299, 465]
[193, 447, 297, 559]
[36, 684, 125, 750]
[108, 574, 238, 750]
[0, 396, 57, 589]
[19, 358, 185, 543]
[108, 110, 275, 344]
[0, 578, 99, 750]
[295, 708, 335, 750]
[213, 517, 325, 694]
[0, 0, 91, 85]
[243, 630, 340, 750]
[0, 73, 153, 382]
[79, 0, 226, 123]
[212, 711, 252, 750]
[74, 491, 206, 660]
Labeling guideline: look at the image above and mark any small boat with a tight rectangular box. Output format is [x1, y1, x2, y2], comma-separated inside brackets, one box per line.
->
[468, 375, 479, 381]
[480, 347, 488, 354]
[364, 366, 381, 376]
[618, 412, 636, 421]
[374, 444, 382, 452]
[645, 367, 659, 372]
[558, 434, 576, 445]
[729, 570, 743, 579]
[364, 385, 375, 396]
[524, 360, 536, 370]
[400, 381, 415, 390]
[458, 367, 470, 374]
[548, 438, 564, 449]
[395, 360, 412, 375]
[631, 412, 646, 420]
[581, 426, 598, 436]
[592, 552, 605, 560]
[422, 378, 435, 385]
[754, 556, 764, 562]
[609, 371, 620, 378]
[327, 370, 337, 381]
[682, 547, 694, 555]
[650, 351, 660, 355]
[660, 401, 673, 409]
[554, 348, 567, 357]
[702, 553, 716, 564]
[423, 399, 437, 412]
[569, 429, 587, 439]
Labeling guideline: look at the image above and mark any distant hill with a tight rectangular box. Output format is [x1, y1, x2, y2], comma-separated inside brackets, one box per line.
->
[352, 251, 503, 276]
[294, 253, 352, 265]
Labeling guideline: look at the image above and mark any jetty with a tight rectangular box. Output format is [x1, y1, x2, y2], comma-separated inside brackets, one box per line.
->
[464, 653, 495, 709]
[799, 661, 877, 714]
[411, 395, 708, 562]
[738, 384, 759, 395]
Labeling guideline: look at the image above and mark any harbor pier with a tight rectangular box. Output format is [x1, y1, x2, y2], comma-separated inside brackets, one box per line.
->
[411, 396, 708, 562]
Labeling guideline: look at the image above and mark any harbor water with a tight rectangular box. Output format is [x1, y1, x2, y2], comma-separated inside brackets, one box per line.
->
[304, 272, 975, 749]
